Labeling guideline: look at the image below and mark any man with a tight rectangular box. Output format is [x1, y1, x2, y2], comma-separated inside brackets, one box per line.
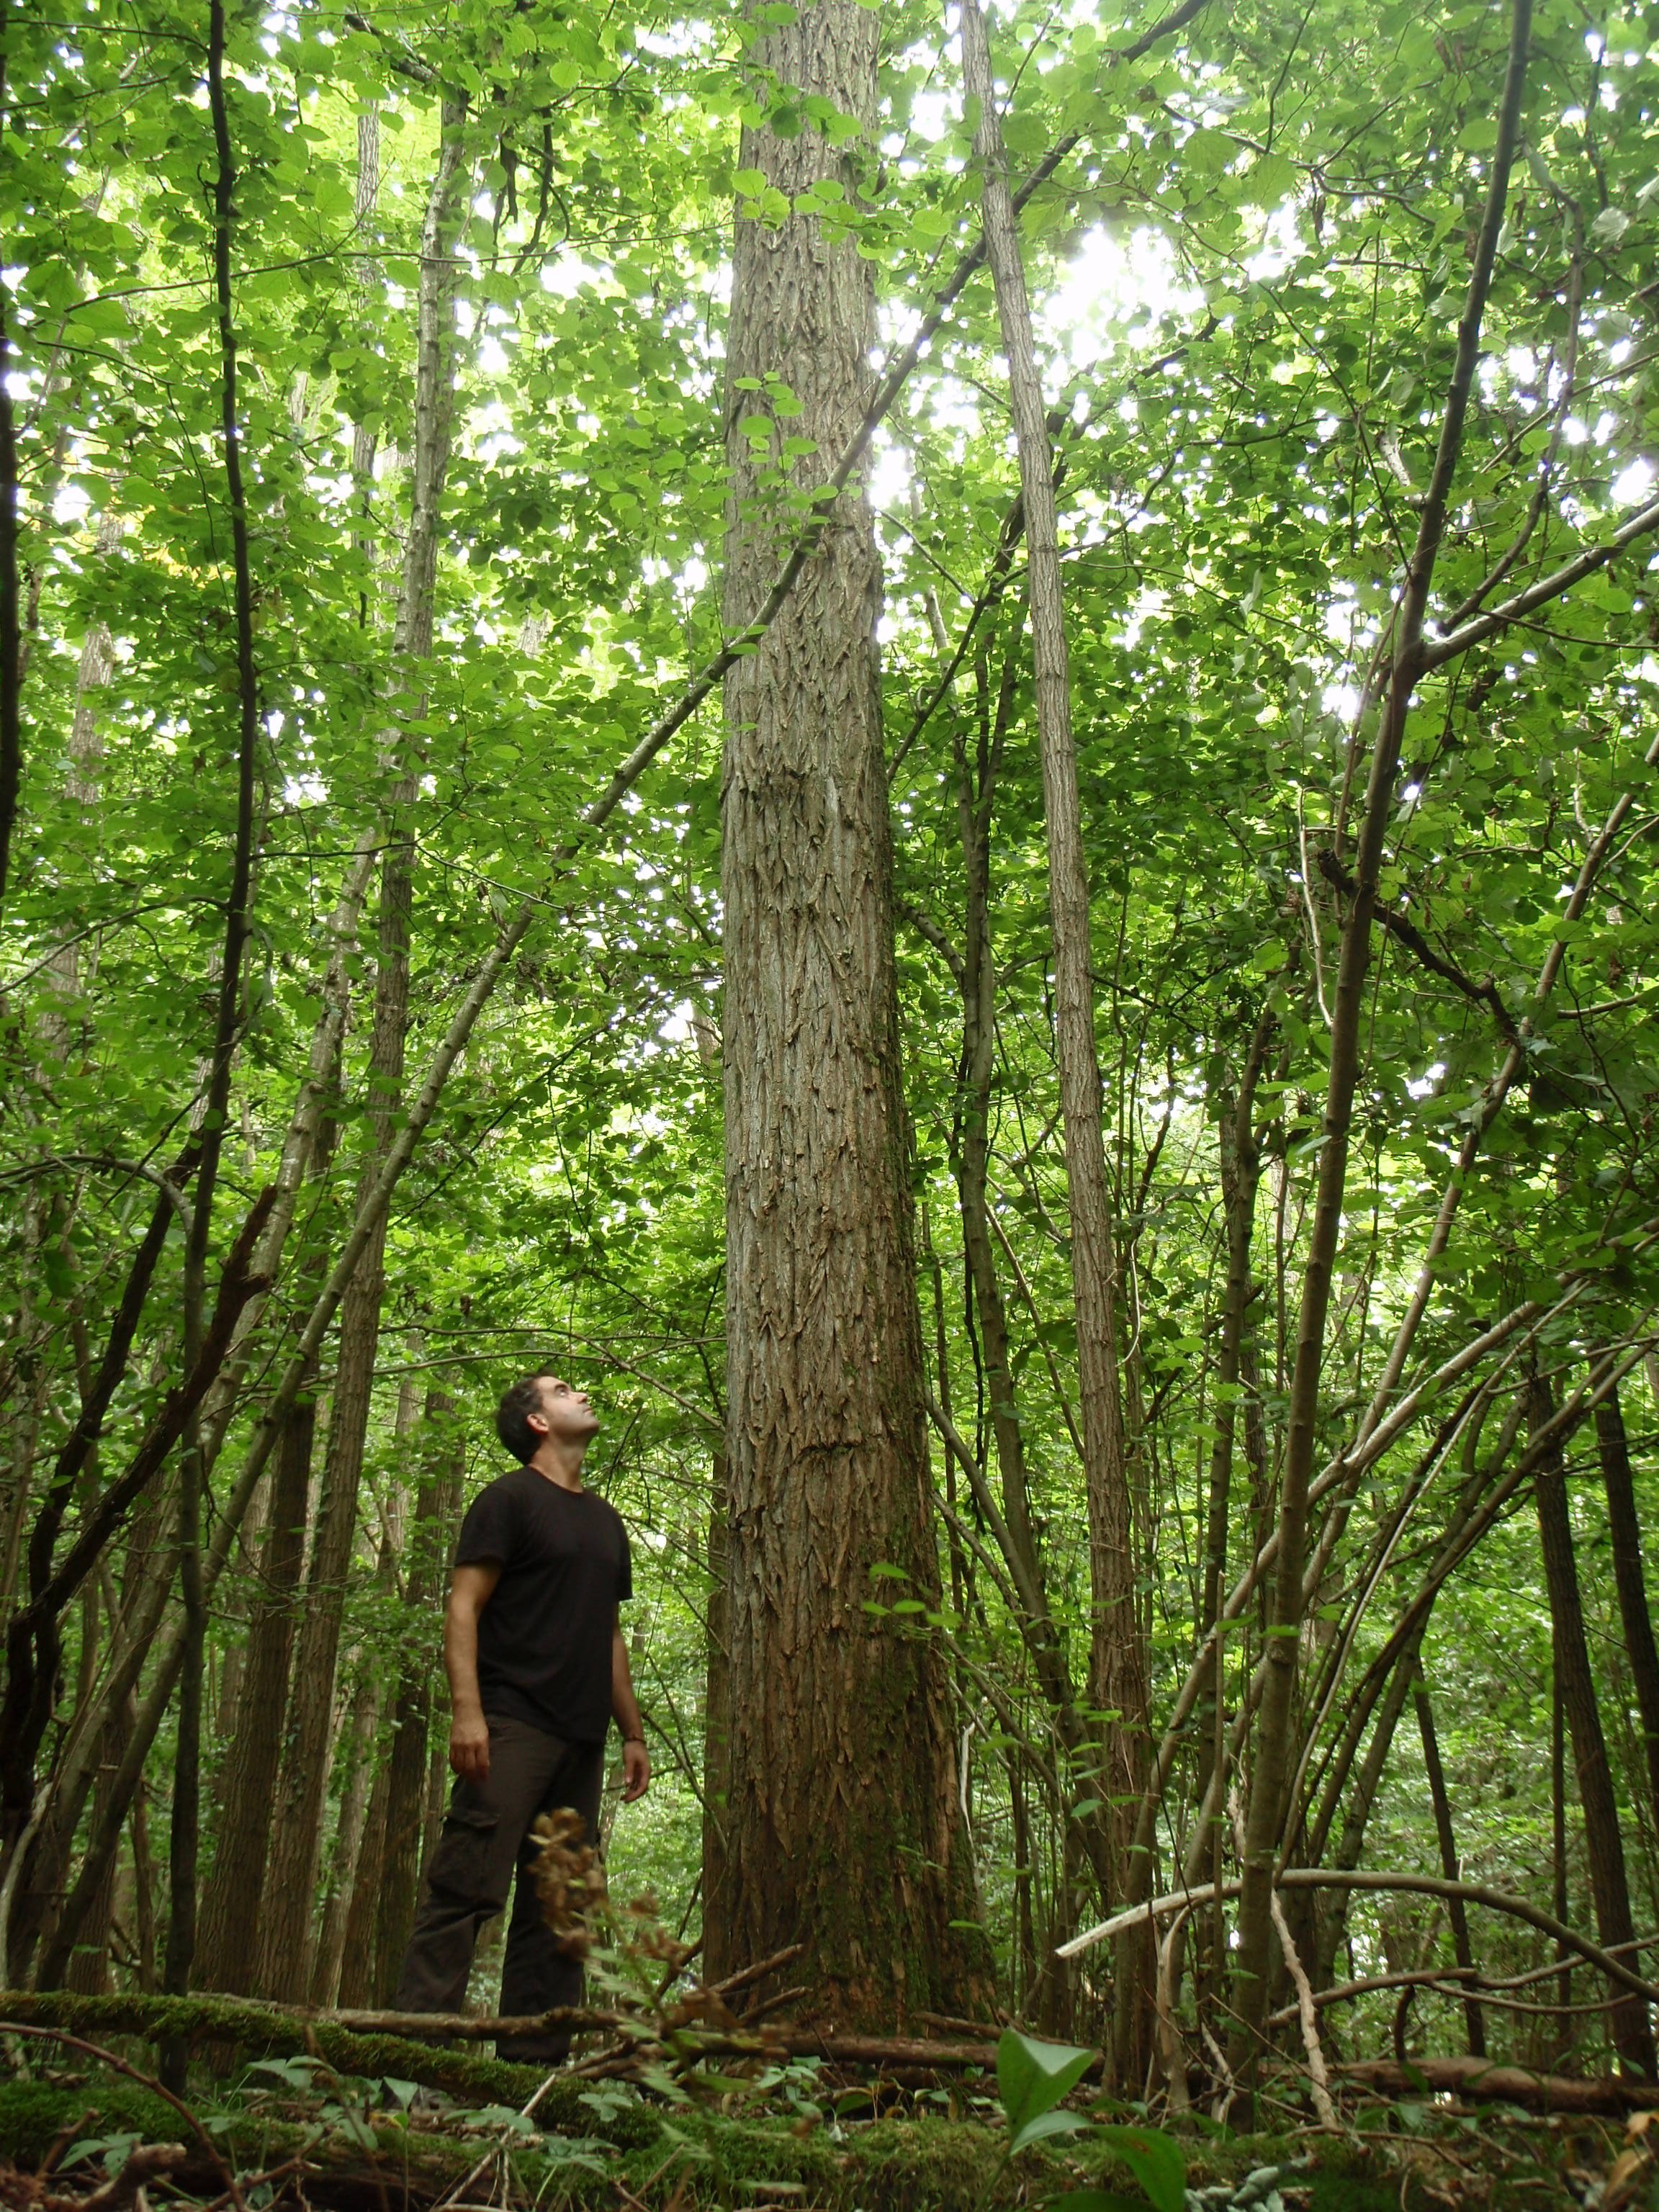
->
[395, 1371, 650, 2062]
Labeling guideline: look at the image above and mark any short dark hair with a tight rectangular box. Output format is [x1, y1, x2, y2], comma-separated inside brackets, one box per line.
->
[497, 1372, 557, 1463]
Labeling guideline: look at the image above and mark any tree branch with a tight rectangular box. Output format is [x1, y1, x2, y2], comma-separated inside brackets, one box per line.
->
[1424, 494, 1659, 671]
[1315, 848, 1519, 1043]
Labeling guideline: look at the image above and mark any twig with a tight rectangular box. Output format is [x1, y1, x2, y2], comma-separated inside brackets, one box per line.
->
[1315, 850, 1519, 1043]
[1061, 1869, 1659, 2008]
[706, 1943, 807, 2000]
[737, 1985, 809, 2026]
[0, 2020, 244, 2212]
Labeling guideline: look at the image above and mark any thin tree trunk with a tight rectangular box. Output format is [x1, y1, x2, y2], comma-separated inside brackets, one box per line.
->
[1553, 1668, 1573, 2062]
[336, 1756, 392, 2010]
[320, 1388, 414, 2007]
[1593, 1379, 1659, 1833]
[930, 642, 1116, 1910]
[1413, 1671, 1485, 2057]
[1308, 1624, 1427, 1994]
[160, 5, 264, 2066]
[957, 0, 1149, 2076]
[1225, 0, 1532, 2108]
[0, 171, 19, 924]
[1531, 1373, 1655, 2077]
[313, 1664, 383, 2008]
[365, 1392, 463, 2004]
[957, 0, 1147, 1875]
[713, 0, 977, 2025]
[195, 1100, 338, 1995]
[254, 109, 467, 2005]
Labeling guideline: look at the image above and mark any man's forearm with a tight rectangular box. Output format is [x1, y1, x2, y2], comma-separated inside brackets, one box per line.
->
[611, 1632, 644, 1740]
[446, 1606, 485, 1721]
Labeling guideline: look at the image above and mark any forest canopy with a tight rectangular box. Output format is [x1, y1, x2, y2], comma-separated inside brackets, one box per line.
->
[4, 0, 1659, 2161]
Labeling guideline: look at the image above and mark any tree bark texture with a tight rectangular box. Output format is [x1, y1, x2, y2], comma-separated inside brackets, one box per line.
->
[714, 0, 977, 2026]
[1593, 1379, 1659, 1833]
[1530, 1374, 1655, 2078]
[701, 1457, 732, 1953]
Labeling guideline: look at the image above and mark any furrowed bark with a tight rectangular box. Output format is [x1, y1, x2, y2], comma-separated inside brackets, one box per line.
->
[958, 0, 1148, 2077]
[700, 1453, 732, 1967]
[713, 0, 979, 2025]
[1225, 0, 1532, 2104]
[1531, 1372, 1655, 2077]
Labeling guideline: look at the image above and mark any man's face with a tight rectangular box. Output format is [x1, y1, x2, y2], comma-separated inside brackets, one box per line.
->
[531, 1374, 600, 1446]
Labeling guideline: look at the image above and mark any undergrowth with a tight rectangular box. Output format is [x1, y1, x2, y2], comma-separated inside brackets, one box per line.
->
[0, 2062, 1641, 2211]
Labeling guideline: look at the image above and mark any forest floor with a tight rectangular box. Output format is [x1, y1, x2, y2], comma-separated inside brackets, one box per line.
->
[0, 2040, 1647, 2212]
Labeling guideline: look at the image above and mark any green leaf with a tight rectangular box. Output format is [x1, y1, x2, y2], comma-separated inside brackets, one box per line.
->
[1010, 2108, 1090, 2154]
[995, 2028, 1096, 2140]
[1092, 2126, 1187, 2212]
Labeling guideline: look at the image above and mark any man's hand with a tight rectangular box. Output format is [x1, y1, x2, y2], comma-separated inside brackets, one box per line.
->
[450, 1709, 491, 1784]
[621, 1735, 651, 1802]
[444, 1563, 500, 1786]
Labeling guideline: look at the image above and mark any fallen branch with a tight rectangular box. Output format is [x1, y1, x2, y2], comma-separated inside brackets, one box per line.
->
[1057, 1869, 1659, 2008]
[323, 2005, 626, 2041]
[1338, 2056, 1659, 2114]
[773, 2031, 1007, 2069]
[40, 2141, 189, 2212]
[0, 1992, 567, 2114]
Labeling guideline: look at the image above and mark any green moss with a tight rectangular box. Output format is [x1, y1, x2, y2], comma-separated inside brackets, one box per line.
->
[0, 1991, 575, 2116]
[0, 2078, 186, 2164]
[844, 2114, 1007, 2212]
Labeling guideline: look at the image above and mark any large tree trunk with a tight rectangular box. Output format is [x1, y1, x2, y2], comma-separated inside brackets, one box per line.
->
[700, 1456, 732, 1955]
[711, 0, 977, 2026]
[1594, 1378, 1659, 1833]
[1531, 1374, 1655, 2078]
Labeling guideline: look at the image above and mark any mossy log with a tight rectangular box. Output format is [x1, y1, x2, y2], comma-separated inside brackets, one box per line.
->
[0, 1991, 599, 2125]
[1339, 2055, 1659, 2114]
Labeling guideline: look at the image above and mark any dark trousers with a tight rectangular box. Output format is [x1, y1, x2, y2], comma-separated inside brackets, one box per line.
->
[395, 1714, 606, 2062]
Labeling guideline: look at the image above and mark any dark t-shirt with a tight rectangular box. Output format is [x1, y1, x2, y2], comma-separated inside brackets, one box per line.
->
[454, 1467, 633, 1743]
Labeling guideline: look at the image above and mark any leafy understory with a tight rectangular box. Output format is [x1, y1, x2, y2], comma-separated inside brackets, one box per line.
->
[1, 2024, 1650, 2212]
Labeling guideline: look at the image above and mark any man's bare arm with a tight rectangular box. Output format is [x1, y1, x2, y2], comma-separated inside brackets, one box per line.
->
[612, 1613, 650, 1802]
[446, 1561, 502, 1784]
